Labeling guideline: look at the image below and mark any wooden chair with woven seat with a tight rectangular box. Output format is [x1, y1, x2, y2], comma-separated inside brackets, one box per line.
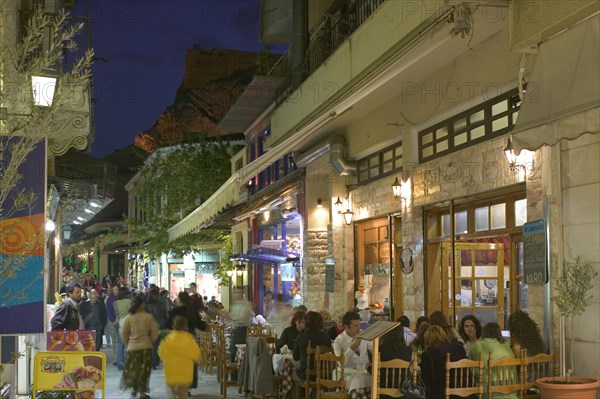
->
[487, 355, 524, 399]
[315, 350, 348, 399]
[295, 343, 333, 399]
[208, 322, 224, 377]
[196, 330, 210, 374]
[375, 352, 414, 398]
[445, 353, 484, 399]
[521, 350, 558, 398]
[217, 324, 239, 398]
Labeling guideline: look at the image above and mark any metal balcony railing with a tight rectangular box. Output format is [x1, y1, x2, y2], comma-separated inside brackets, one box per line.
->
[275, 0, 385, 106]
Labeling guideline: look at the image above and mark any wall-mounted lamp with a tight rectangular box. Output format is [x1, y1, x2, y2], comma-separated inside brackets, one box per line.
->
[263, 210, 270, 222]
[45, 219, 56, 232]
[31, 75, 58, 107]
[391, 177, 402, 199]
[235, 261, 245, 277]
[316, 198, 323, 208]
[342, 209, 354, 225]
[63, 225, 72, 241]
[503, 136, 525, 171]
[226, 269, 234, 278]
[334, 197, 344, 214]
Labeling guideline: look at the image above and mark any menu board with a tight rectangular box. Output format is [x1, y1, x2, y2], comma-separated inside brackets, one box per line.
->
[523, 219, 548, 285]
[46, 331, 96, 352]
[33, 351, 105, 399]
[355, 321, 400, 341]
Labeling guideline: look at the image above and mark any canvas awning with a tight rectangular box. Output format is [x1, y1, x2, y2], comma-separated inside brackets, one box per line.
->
[512, 14, 600, 153]
[218, 75, 285, 132]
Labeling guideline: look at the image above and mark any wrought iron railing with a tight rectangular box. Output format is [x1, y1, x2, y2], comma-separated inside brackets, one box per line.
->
[275, 0, 385, 106]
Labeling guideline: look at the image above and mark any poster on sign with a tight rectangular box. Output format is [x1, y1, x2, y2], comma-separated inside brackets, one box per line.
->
[33, 351, 105, 398]
[46, 331, 96, 351]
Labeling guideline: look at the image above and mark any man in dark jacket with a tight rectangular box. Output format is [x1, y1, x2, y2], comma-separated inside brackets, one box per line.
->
[51, 282, 84, 330]
[188, 282, 204, 313]
[80, 289, 107, 350]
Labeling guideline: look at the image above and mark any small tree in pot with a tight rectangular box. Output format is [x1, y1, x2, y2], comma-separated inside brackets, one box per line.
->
[536, 256, 599, 398]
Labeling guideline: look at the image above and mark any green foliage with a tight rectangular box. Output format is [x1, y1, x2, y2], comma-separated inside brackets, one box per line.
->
[126, 137, 242, 258]
[553, 256, 598, 317]
[213, 234, 235, 286]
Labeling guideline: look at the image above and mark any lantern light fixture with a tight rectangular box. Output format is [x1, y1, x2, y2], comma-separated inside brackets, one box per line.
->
[334, 197, 344, 214]
[391, 176, 402, 199]
[342, 209, 354, 225]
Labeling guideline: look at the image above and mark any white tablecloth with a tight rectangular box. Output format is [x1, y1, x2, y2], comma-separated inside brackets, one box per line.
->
[344, 367, 371, 392]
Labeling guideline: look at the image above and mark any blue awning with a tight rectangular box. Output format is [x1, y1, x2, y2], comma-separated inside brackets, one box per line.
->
[230, 247, 300, 265]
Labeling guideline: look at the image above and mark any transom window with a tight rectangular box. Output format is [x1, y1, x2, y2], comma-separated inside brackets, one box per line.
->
[419, 89, 521, 163]
[357, 141, 403, 183]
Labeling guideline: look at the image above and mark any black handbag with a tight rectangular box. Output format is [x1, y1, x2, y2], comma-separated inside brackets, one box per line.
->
[401, 367, 426, 399]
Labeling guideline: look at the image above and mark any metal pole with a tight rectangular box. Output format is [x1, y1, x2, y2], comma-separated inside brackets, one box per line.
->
[543, 196, 553, 355]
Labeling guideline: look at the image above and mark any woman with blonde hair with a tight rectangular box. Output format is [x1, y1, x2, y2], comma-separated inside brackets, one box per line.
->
[420, 325, 467, 399]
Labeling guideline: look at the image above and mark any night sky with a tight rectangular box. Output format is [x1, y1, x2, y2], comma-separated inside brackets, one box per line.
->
[72, 0, 286, 158]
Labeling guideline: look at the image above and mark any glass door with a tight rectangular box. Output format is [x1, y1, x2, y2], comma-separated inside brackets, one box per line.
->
[440, 241, 506, 327]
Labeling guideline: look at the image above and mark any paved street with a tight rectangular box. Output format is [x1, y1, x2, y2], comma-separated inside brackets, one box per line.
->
[101, 346, 244, 399]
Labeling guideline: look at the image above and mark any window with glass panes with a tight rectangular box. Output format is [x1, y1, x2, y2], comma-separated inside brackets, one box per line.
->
[357, 141, 403, 183]
[419, 89, 521, 163]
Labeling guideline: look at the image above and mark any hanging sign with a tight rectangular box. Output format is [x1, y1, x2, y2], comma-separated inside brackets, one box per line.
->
[325, 256, 335, 293]
[523, 219, 548, 285]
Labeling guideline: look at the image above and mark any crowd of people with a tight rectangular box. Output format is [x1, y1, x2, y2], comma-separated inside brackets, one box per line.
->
[51, 279, 546, 399]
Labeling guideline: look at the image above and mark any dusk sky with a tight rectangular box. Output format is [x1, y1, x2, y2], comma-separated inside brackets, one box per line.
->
[73, 0, 286, 158]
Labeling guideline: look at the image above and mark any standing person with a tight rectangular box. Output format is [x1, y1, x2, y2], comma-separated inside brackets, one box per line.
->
[333, 311, 372, 370]
[469, 322, 518, 399]
[420, 325, 468, 399]
[120, 294, 159, 399]
[167, 292, 205, 390]
[220, 287, 254, 380]
[51, 282, 84, 330]
[114, 286, 132, 370]
[188, 282, 204, 313]
[458, 315, 482, 356]
[80, 290, 107, 351]
[105, 286, 119, 358]
[263, 291, 275, 320]
[158, 316, 201, 399]
[145, 287, 168, 369]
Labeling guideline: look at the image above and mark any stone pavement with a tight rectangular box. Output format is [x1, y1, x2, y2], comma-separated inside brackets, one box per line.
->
[101, 346, 244, 399]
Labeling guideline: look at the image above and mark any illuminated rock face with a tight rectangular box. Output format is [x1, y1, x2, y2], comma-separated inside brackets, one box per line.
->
[135, 48, 260, 152]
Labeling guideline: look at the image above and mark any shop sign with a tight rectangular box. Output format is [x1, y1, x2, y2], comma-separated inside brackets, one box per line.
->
[523, 219, 548, 285]
[33, 351, 105, 399]
[325, 255, 335, 293]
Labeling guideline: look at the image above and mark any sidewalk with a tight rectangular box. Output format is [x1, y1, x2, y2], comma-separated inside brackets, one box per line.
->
[101, 346, 244, 398]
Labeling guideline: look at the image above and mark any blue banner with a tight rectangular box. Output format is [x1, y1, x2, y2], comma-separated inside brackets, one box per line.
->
[0, 137, 46, 334]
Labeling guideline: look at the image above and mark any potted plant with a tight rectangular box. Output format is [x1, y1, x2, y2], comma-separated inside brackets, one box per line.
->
[536, 256, 600, 398]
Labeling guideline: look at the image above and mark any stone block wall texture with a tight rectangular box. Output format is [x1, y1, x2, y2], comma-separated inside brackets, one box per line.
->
[559, 134, 600, 380]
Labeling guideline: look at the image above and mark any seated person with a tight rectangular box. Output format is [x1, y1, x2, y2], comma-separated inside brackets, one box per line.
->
[277, 311, 305, 353]
[293, 311, 331, 382]
[420, 325, 467, 399]
[333, 311, 372, 370]
[469, 322, 518, 399]
[368, 325, 412, 399]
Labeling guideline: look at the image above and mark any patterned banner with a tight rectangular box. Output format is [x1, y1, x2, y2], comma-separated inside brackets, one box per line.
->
[0, 137, 46, 334]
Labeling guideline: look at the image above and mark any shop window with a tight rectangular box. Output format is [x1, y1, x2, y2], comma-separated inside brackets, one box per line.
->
[490, 203, 506, 229]
[419, 88, 521, 162]
[514, 199, 527, 227]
